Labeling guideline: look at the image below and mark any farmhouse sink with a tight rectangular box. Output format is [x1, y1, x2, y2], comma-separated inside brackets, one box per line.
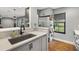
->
[8, 34, 36, 45]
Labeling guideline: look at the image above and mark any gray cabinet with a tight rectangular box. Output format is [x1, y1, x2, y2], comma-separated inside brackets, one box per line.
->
[11, 43, 29, 51]
[41, 35, 47, 51]
[11, 35, 47, 51]
[11, 37, 42, 51]
[29, 38, 42, 51]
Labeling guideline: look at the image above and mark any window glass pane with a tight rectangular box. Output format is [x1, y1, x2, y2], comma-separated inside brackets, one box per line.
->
[58, 27, 64, 32]
[58, 23, 64, 27]
[54, 22, 65, 33]
[54, 26, 59, 31]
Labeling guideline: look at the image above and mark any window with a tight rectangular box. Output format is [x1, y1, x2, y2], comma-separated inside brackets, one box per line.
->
[54, 13, 66, 34]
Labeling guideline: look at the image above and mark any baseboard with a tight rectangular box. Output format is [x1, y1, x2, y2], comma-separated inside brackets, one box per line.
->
[54, 38, 75, 45]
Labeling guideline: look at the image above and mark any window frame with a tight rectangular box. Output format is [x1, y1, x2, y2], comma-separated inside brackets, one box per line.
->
[54, 13, 66, 34]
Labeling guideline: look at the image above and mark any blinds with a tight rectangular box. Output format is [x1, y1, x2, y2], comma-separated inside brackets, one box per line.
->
[54, 13, 66, 20]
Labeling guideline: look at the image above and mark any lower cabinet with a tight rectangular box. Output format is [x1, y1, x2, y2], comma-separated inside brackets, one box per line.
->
[11, 43, 29, 51]
[11, 35, 47, 51]
[41, 35, 47, 51]
[29, 38, 42, 51]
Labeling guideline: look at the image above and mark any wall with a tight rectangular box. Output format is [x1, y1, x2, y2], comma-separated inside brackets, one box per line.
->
[16, 17, 29, 27]
[29, 7, 54, 28]
[39, 8, 53, 16]
[38, 8, 54, 27]
[0, 7, 25, 17]
[38, 17, 50, 27]
[53, 7, 79, 42]
[0, 7, 29, 28]
[1, 18, 14, 28]
[29, 7, 38, 28]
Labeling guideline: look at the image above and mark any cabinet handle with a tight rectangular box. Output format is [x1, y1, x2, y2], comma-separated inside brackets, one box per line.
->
[29, 43, 33, 50]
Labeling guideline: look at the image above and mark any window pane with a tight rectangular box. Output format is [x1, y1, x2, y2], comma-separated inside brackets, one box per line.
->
[58, 27, 64, 32]
[54, 26, 59, 31]
[58, 23, 64, 27]
[54, 22, 65, 33]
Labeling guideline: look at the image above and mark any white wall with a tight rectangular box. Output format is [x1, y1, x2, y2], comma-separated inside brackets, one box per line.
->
[29, 7, 38, 28]
[16, 17, 29, 27]
[0, 7, 25, 17]
[0, 7, 29, 28]
[38, 17, 50, 27]
[38, 8, 54, 27]
[39, 8, 53, 16]
[1, 18, 14, 28]
[53, 7, 79, 42]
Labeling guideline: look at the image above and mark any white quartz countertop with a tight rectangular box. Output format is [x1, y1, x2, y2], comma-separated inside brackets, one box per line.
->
[0, 30, 48, 51]
[0, 27, 20, 32]
[74, 30, 79, 35]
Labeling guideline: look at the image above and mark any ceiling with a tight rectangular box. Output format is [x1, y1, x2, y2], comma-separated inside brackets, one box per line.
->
[0, 7, 26, 18]
[37, 7, 60, 10]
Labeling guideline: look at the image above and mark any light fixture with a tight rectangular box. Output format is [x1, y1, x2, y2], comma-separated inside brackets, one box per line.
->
[13, 8, 17, 27]
[13, 8, 16, 19]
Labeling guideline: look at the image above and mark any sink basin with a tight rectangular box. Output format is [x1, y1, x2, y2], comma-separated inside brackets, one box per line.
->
[8, 34, 36, 45]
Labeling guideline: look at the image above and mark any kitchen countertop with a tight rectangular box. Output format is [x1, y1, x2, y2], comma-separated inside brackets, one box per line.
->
[74, 30, 79, 35]
[0, 30, 48, 51]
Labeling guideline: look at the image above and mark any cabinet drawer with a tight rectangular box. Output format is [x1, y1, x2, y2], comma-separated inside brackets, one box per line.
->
[11, 43, 29, 51]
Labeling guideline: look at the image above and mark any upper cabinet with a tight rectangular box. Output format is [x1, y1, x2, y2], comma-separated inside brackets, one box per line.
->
[38, 8, 53, 17]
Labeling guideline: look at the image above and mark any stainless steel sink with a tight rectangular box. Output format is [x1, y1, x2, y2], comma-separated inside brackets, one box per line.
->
[8, 34, 36, 45]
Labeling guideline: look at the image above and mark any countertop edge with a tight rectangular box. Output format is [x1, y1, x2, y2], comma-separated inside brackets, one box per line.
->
[5, 32, 48, 51]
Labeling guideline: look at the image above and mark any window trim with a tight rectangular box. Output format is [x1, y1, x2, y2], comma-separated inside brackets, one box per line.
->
[54, 12, 66, 34]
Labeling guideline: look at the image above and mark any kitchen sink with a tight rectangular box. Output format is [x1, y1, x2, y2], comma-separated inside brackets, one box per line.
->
[8, 34, 36, 45]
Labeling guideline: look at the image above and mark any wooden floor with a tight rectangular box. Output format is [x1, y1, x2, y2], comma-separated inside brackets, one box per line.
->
[48, 40, 76, 51]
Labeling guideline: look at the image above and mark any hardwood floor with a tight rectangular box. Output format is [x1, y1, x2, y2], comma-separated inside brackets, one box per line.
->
[48, 40, 76, 51]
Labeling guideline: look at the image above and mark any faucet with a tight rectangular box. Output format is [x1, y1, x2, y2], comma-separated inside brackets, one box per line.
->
[20, 24, 25, 35]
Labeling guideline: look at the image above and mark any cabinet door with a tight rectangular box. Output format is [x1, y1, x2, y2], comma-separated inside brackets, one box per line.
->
[41, 35, 48, 51]
[29, 38, 42, 51]
[11, 43, 29, 51]
[10, 38, 42, 51]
